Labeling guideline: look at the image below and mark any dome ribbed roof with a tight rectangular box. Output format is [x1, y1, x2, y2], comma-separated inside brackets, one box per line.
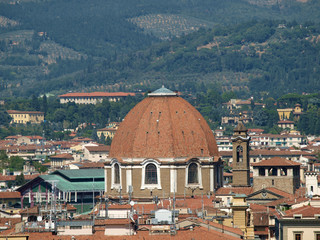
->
[109, 89, 219, 159]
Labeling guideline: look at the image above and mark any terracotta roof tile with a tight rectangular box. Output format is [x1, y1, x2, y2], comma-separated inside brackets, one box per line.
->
[283, 205, 320, 218]
[251, 157, 301, 167]
[108, 204, 131, 209]
[59, 92, 135, 98]
[277, 120, 294, 124]
[95, 219, 133, 225]
[7, 110, 44, 114]
[50, 153, 73, 159]
[109, 95, 219, 159]
[265, 187, 293, 198]
[20, 224, 242, 240]
[253, 213, 269, 226]
[20, 206, 38, 214]
[193, 218, 244, 236]
[0, 191, 20, 198]
[85, 145, 110, 152]
[215, 187, 254, 195]
[78, 162, 105, 169]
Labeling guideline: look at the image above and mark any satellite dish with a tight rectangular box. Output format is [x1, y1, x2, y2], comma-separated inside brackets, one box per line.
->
[37, 216, 42, 222]
[130, 201, 135, 206]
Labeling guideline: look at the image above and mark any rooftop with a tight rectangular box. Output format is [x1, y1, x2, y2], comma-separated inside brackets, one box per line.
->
[251, 157, 301, 167]
[148, 86, 177, 97]
[59, 92, 136, 98]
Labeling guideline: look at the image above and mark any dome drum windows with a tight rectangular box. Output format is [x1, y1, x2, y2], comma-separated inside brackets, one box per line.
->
[141, 160, 162, 190]
[188, 163, 198, 184]
[185, 160, 203, 189]
[111, 162, 122, 189]
[145, 164, 157, 184]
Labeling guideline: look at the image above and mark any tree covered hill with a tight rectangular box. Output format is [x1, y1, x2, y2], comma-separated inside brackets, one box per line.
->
[0, 0, 320, 97]
[32, 20, 319, 99]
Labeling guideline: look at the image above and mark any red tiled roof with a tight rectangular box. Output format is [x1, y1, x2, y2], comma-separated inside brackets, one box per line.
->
[0, 174, 39, 181]
[215, 187, 254, 196]
[66, 204, 77, 211]
[254, 229, 269, 235]
[253, 213, 269, 226]
[251, 157, 301, 167]
[26, 136, 43, 140]
[59, 92, 135, 98]
[7, 110, 44, 114]
[0, 191, 20, 198]
[265, 187, 293, 199]
[20, 206, 38, 214]
[277, 120, 294, 124]
[95, 218, 132, 225]
[248, 129, 264, 133]
[78, 162, 105, 169]
[108, 204, 131, 209]
[283, 205, 320, 218]
[85, 145, 110, 152]
[220, 149, 315, 157]
[22, 224, 242, 240]
[50, 153, 73, 159]
[250, 203, 268, 212]
[72, 137, 93, 142]
[109, 95, 219, 159]
[194, 218, 244, 236]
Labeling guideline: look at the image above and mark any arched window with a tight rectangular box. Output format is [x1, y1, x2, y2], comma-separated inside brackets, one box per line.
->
[188, 163, 198, 184]
[236, 146, 243, 163]
[114, 163, 120, 184]
[145, 164, 157, 184]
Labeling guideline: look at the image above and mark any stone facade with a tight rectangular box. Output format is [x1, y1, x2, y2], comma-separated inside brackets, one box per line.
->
[105, 160, 223, 199]
[104, 87, 223, 199]
[231, 120, 251, 187]
[252, 157, 301, 194]
[7, 110, 44, 124]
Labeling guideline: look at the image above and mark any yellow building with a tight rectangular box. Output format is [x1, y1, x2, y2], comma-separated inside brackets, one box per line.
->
[7, 110, 44, 124]
[277, 108, 293, 121]
[231, 194, 255, 240]
[97, 123, 120, 140]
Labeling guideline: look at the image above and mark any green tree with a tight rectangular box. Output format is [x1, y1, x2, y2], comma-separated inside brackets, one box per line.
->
[32, 161, 48, 173]
[91, 129, 99, 142]
[31, 95, 40, 111]
[99, 133, 107, 145]
[41, 95, 48, 114]
[106, 136, 112, 145]
[0, 151, 9, 170]
[9, 156, 24, 171]
[0, 109, 11, 127]
[15, 173, 26, 186]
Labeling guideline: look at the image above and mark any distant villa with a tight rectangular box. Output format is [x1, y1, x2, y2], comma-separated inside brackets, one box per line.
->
[59, 92, 136, 105]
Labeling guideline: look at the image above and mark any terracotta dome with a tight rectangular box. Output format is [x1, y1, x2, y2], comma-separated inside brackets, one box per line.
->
[109, 87, 219, 159]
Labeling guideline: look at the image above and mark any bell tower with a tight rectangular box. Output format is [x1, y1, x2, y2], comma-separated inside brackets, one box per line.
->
[231, 116, 251, 187]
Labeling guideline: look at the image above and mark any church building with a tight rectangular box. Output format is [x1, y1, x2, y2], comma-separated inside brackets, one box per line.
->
[104, 87, 223, 199]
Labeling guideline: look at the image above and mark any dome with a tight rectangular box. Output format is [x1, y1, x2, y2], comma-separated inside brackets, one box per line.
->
[109, 87, 219, 159]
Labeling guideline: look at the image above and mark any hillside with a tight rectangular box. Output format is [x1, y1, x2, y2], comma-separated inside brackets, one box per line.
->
[0, 0, 320, 97]
[28, 20, 320, 99]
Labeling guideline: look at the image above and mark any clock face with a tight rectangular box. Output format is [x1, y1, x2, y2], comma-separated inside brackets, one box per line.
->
[262, 192, 267, 198]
